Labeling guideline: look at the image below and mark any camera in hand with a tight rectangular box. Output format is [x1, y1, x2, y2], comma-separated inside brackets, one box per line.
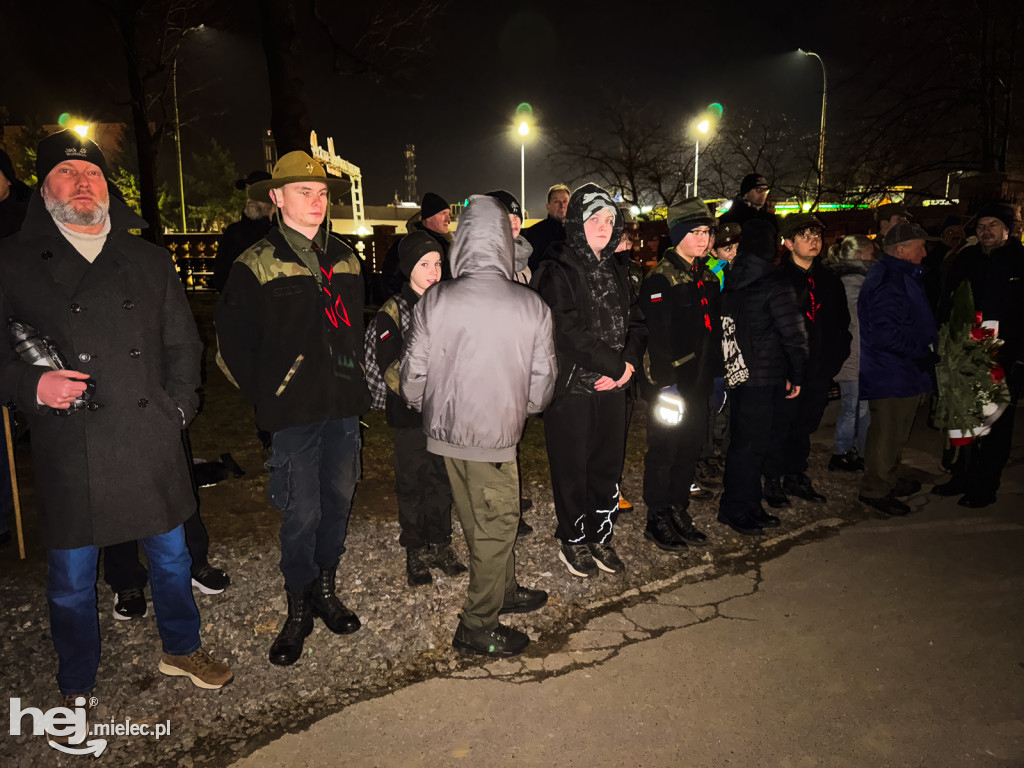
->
[8, 318, 98, 414]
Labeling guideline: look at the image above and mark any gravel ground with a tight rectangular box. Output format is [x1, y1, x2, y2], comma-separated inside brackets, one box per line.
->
[0, 296, 933, 767]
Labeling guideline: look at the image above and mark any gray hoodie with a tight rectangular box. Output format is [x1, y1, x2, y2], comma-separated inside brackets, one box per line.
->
[400, 196, 557, 462]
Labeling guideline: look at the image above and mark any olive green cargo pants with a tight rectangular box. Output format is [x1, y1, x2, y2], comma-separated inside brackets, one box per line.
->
[443, 457, 518, 630]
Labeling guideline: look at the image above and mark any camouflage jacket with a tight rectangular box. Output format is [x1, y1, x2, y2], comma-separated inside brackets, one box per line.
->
[215, 223, 370, 432]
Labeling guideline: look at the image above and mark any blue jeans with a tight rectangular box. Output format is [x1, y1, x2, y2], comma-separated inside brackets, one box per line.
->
[834, 380, 870, 455]
[268, 418, 361, 592]
[47, 525, 199, 695]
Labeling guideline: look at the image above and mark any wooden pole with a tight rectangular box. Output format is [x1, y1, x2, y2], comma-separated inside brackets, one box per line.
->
[3, 406, 25, 559]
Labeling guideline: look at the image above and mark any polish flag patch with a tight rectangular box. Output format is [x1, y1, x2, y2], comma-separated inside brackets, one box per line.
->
[650, 293, 663, 303]
[379, 330, 391, 341]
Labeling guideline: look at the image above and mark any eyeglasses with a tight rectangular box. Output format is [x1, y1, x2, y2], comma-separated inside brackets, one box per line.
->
[689, 227, 714, 239]
[795, 230, 822, 241]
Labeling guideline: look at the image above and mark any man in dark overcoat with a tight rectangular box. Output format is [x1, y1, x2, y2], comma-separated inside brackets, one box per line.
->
[0, 131, 231, 708]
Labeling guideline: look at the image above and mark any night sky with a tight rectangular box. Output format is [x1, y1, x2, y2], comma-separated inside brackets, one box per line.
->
[2, 1, 892, 213]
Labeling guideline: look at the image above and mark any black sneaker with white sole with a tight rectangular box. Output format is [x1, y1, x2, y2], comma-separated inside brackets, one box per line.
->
[587, 542, 625, 573]
[558, 541, 599, 578]
[191, 564, 230, 595]
[113, 587, 147, 620]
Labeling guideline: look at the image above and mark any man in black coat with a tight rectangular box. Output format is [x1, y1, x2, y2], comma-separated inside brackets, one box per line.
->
[717, 220, 808, 535]
[718, 173, 779, 234]
[524, 183, 570, 272]
[763, 213, 851, 507]
[0, 131, 232, 704]
[933, 201, 1024, 507]
[212, 170, 275, 292]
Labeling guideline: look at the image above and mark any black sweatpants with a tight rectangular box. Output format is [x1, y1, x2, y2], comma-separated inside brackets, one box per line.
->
[763, 376, 831, 479]
[643, 389, 709, 518]
[544, 390, 626, 544]
[394, 426, 454, 550]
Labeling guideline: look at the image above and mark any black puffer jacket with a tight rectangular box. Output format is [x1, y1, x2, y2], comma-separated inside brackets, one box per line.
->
[722, 220, 808, 387]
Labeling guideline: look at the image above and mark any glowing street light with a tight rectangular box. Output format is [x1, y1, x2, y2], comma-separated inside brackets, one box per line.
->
[173, 24, 207, 233]
[691, 105, 721, 198]
[73, 124, 90, 138]
[799, 48, 828, 204]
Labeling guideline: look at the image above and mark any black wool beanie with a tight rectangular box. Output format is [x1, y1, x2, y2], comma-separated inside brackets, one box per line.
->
[398, 231, 441, 278]
[419, 192, 449, 220]
[485, 189, 523, 222]
[36, 130, 108, 183]
[739, 173, 766, 195]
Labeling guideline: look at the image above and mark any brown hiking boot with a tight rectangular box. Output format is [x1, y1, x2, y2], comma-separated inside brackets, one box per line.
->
[159, 647, 233, 689]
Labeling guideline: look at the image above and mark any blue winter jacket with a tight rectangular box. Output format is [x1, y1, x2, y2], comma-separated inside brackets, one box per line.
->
[858, 254, 937, 400]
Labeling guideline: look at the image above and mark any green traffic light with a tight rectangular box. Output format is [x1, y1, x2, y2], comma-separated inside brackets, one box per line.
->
[58, 113, 71, 127]
[708, 103, 723, 117]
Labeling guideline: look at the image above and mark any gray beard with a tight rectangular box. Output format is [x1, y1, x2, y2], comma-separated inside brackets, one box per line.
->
[44, 194, 110, 228]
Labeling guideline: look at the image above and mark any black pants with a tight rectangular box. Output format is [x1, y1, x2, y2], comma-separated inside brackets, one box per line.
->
[643, 389, 709, 517]
[949, 399, 1018, 496]
[763, 376, 831, 479]
[393, 426, 454, 549]
[544, 390, 626, 544]
[103, 510, 209, 592]
[720, 383, 785, 520]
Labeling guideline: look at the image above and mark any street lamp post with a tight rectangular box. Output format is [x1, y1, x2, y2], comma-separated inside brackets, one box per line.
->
[518, 120, 529, 215]
[172, 24, 205, 233]
[800, 48, 828, 204]
[694, 119, 709, 198]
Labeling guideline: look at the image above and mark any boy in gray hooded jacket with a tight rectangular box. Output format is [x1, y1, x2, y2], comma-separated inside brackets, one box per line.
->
[400, 195, 557, 657]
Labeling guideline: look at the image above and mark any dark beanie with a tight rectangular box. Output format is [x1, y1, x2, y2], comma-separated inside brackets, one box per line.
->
[419, 192, 449, 220]
[974, 201, 1015, 232]
[36, 130, 108, 183]
[667, 197, 714, 246]
[398, 231, 441, 278]
[485, 189, 523, 222]
[740, 173, 767, 195]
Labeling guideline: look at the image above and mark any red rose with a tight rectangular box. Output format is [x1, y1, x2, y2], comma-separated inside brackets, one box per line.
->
[970, 327, 986, 341]
[991, 365, 1006, 383]
[975, 312, 984, 325]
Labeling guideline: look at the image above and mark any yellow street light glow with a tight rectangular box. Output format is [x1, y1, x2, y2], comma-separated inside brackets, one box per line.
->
[73, 124, 90, 137]
[518, 121, 530, 137]
[697, 120, 710, 134]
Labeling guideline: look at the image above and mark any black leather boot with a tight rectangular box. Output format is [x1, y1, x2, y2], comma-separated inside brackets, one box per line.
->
[406, 546, 433, 586]
[311, 565, 361, 635]
[763, 477, 791, 508]
[428, 542, 468, 576]
[269, 586, 314, 666]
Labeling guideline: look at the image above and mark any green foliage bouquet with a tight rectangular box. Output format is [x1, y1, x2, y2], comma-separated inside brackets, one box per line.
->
[933, 283, 1009, 446]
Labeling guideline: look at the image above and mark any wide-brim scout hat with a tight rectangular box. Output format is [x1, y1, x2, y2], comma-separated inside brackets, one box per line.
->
[248, 151, 350, 203]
